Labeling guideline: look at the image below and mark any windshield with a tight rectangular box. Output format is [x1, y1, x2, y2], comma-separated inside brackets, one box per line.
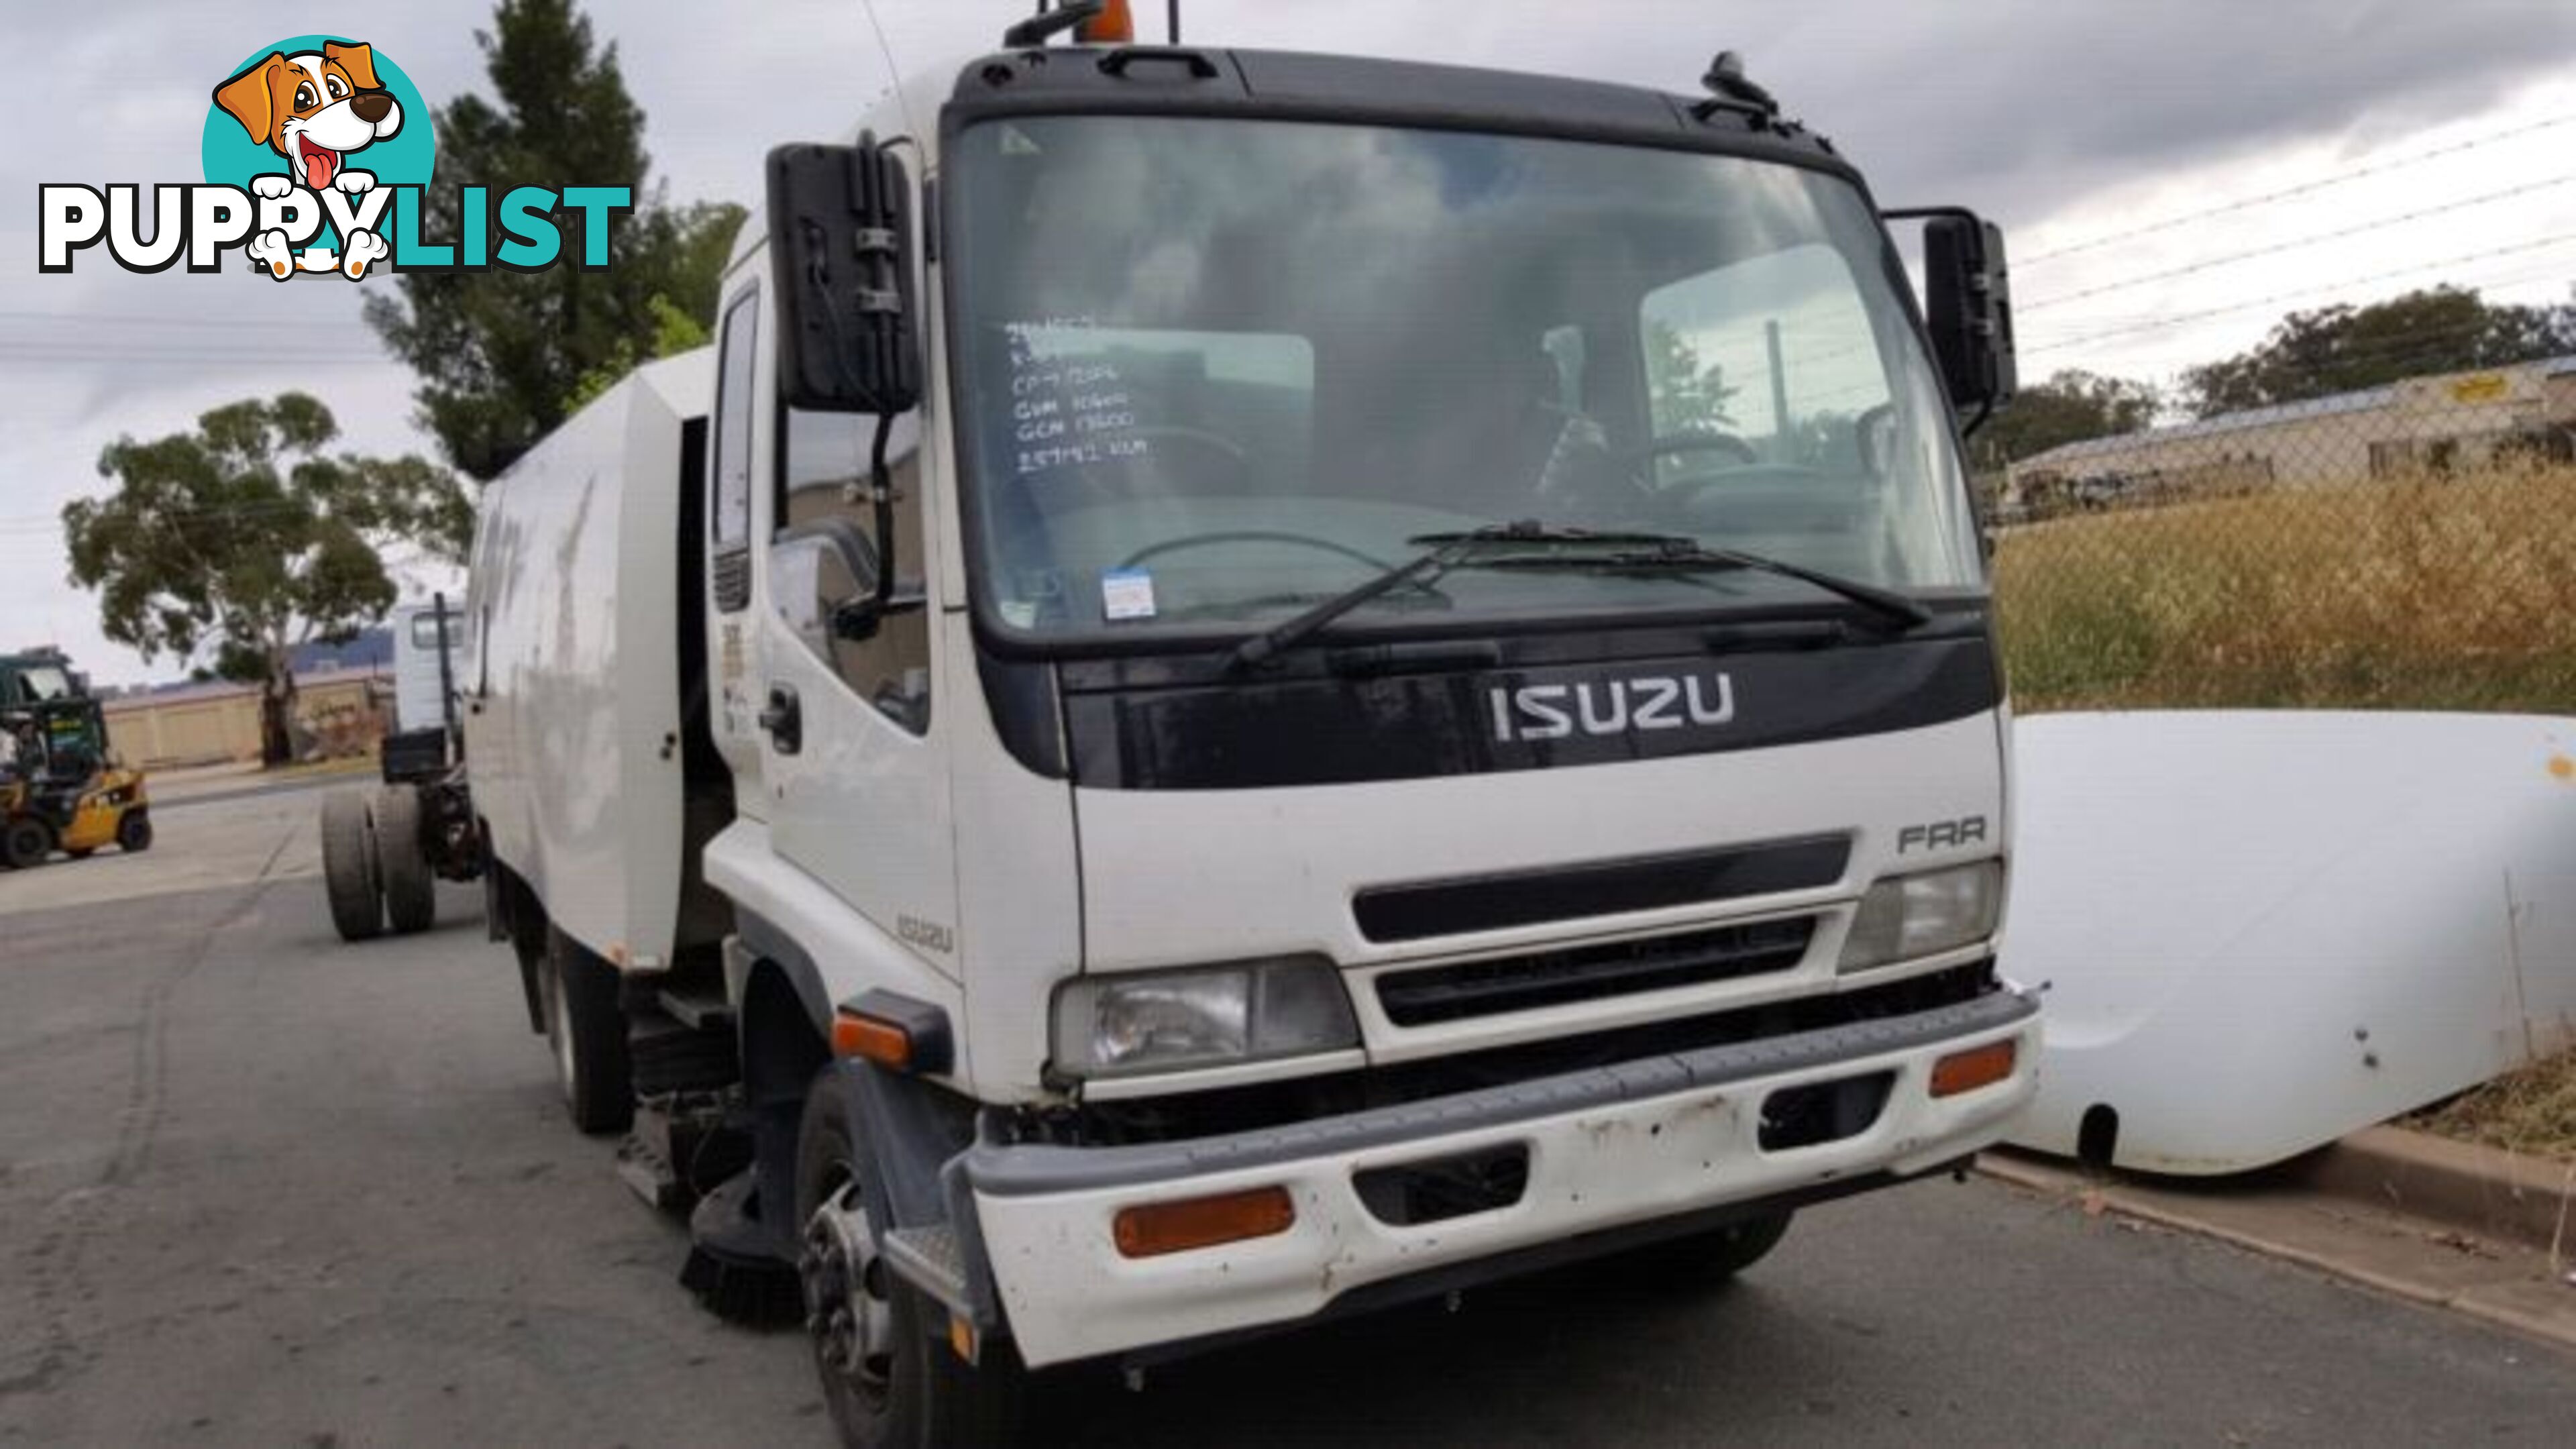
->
[12, 665, 74, 703]
[951, 115, 1980, 640]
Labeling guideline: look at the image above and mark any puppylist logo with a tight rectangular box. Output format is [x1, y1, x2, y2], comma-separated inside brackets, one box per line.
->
[37, 34, 629, 282]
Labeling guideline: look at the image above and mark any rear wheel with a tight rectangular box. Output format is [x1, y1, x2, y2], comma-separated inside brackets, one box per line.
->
[372, 787, 435, 935]
[796, 1073, 1027, 1449]
[1613, 1208, 1794, 1287]
[543, 929, 633, 1134]
[116, 808, 152, 853]
[319, 792, 383, 942]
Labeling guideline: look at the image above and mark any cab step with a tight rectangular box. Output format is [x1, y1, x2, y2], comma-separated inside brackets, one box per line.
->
[883, 1224, 972, 1316]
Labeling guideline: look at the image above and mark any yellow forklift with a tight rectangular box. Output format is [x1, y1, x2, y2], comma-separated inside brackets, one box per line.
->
[0, 652, 152, 869]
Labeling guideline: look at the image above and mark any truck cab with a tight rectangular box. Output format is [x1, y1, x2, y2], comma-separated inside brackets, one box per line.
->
[466, 21, 2032, 1444]
[690, 31, 2032, 1438]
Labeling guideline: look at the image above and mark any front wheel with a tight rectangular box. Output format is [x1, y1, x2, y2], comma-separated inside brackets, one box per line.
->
[797, 1073, 1026, 1449]
[116, 808, 152, 853]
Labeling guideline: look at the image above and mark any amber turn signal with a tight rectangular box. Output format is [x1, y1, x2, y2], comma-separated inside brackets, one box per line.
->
[1077, 0, 1136, 44]
[1112, 1185, 1295, 1258]
[1930, 1039, 2017, 1098]
[832, 1010, 913, 1069]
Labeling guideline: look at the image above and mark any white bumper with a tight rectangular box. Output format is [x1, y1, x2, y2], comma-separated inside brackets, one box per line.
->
[968, 990, 2038, 1367]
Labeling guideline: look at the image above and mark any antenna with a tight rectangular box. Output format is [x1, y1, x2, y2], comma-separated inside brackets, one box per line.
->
[857, 0, 918, 136]
[1169, 0, 1182, 42]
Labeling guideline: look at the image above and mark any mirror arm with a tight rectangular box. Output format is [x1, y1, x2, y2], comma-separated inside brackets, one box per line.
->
[867, 411, 898, 614]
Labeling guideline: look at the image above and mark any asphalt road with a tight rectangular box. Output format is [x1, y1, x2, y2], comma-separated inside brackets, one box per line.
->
[4, 787, 2575, 1446]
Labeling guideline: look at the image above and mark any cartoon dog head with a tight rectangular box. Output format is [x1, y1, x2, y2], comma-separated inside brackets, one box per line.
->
[213, 42, 401, 191]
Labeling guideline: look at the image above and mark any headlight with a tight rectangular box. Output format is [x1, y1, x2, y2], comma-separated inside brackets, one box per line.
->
[1051, 957, 1360, 1080]
[1837, 860, 2002, 973]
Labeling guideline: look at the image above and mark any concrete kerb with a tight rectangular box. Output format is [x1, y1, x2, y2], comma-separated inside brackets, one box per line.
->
[1978, 1131, 2576, 1352]
[2301, 1125, 2576, 1254]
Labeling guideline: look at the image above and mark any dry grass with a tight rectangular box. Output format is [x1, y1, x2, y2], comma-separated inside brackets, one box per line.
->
[1994, 466, 2576, 713]
[2409, 1048, 2576, 1163]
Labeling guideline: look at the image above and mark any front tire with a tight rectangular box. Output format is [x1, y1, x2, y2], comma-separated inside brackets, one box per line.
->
[796, 1073, 1026, 1449]
[542, 929, 633, 1134]
[116, 808, 152, 853]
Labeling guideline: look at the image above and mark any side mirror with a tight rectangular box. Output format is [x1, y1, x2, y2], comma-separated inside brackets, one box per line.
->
[771, 520, 923, 653]
[767, 137, 920, 415]
[1887, 208, 2016, 424]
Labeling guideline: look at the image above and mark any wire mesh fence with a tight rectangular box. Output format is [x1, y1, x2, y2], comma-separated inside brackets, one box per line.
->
[1986, 355, 2576, 713]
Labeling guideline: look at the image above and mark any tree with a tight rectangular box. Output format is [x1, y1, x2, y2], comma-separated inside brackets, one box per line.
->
[2180, 286, 2576, 419]
[1646, 321, 1739, 438]
[362, 0, 745, 480]
[64, 395, 467, 766]
[562, 292, 710, 411]
[1968, 368, 2163, 469]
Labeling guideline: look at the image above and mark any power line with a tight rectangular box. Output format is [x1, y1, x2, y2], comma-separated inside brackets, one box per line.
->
[0, 309, 370, 329]
[0, 491, 451, 537]
[2013, 252, 2576, 341]
[2021, 110, 2576, 266]
[2023, 233, 2576, 357]
[0, 350, 402, 366]
[2022, 172, 2576, 312]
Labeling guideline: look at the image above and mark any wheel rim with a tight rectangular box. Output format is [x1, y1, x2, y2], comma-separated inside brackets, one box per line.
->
[802, 1163, 896, 1413]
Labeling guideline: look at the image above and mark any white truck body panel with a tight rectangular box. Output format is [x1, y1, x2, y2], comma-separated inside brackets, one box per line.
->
[2004, 710, 2576, 1175]
[463, 349, 714, 969]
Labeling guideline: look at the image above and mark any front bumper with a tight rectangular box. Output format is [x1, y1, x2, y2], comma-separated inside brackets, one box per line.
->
[966, 986, 2039, 1367]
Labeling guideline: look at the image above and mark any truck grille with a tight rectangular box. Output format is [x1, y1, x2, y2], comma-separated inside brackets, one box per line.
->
[1352, 835, 1849, 943]
[1375, 916, 1817, 1027]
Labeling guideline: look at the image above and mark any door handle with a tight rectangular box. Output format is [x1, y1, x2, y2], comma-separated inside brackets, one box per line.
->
[759, 684, 802, 755]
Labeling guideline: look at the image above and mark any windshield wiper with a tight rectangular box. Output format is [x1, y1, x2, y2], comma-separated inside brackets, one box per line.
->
[1477, 537, 1933, 632]
[1227, 520, 1651, 670]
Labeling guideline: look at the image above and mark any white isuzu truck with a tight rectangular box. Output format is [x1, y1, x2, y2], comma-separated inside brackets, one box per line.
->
[462, 7, 2033, 1444]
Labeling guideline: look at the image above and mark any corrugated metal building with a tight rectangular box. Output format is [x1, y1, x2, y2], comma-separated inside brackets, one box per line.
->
[2005, 355, 2576, 516]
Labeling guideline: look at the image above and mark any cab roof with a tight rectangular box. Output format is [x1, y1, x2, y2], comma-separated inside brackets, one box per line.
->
[728, 44, 1844, 273]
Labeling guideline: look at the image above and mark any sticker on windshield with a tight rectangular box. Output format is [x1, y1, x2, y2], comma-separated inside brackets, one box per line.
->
[1100, 568, 1158, 622]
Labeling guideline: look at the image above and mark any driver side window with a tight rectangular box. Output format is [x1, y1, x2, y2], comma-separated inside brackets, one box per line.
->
[1640, 244, 1890, 484]
[776, 411, 931, 733]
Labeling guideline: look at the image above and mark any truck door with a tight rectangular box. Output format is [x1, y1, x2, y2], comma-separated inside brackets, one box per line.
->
[706, 286, 769, 811]
[740, 211, 959, 971]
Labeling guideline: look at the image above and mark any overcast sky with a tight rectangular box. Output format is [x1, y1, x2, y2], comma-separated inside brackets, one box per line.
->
[7, 1, 2576, 686]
